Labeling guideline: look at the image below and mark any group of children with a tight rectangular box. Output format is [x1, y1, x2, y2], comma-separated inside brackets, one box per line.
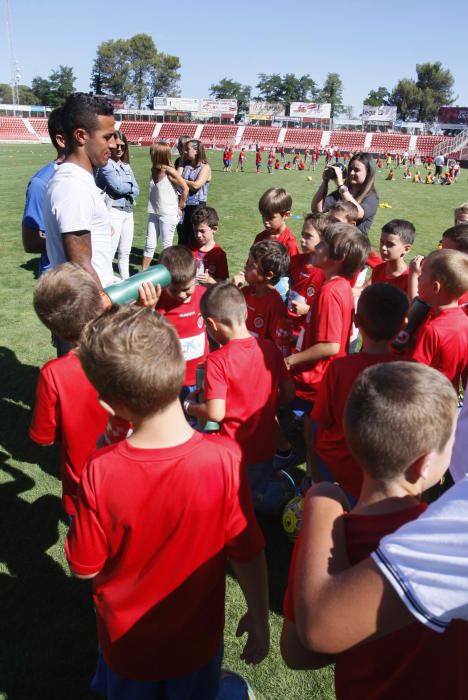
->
[28, 184, 468, 698]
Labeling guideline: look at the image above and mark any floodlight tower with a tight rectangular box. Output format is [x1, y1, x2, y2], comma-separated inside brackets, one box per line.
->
[4, 0, 20, 113]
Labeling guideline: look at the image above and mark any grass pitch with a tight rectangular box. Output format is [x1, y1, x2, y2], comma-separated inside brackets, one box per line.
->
[0, 143, 466, 699]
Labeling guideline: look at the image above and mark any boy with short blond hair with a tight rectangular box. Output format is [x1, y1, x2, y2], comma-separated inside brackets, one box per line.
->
[370, 219, 415, 296]
[282, 362, 466, 699]
[411, 248, 468, 390]
[29, 263, 108, 517]
[190, 205, 229, 283]
[254, 187, 299, 258]
[185, 282, 296, 510]
[285, 224, 371, 408]
[66, 305, 269, 697]
[454, 202, 468, 224]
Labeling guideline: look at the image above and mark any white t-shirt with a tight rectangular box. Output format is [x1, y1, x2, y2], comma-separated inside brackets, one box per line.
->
[44, 162, 114, 287]
[449, 384, 468, 483]
[372, 476, 468, 632]
[434, 155, 444, 167]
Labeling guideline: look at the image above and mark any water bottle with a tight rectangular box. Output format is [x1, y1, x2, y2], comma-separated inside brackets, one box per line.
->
[392, 297, 431, 351]
[102, 264, 171, 306]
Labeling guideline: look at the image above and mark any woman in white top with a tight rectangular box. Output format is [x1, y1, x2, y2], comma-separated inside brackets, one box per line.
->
[95, 131, 139, 280]
[142, 143, 189, 270]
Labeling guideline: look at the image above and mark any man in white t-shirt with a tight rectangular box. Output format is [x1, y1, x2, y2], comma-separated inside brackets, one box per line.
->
[434, 153, 444, 178]
[44, 93, 117, 289]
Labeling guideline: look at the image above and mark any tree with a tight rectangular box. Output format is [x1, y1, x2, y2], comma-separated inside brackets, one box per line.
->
[319, 73, 344, 118]
[390, 62, 455, 122]
[0, 83, 38, 104]
[91, 35, 181, 108]
[365, 87, 391, 106]
[255, 73, 317, 110]
[149, 53, 181, 102]
[31, 65, 76, 107]
[91, 39, 132, 99]
[209, 78, 251, 113]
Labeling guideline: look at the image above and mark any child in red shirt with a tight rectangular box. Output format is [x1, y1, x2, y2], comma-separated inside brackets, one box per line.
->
[256, 150, 262, 173]
[285, 224, 371, 409]
[267, 152, 274, 174]
[190, 206, 229, 284]
[369, 219, 415, 297]
[157, 246, 209, 399]
[311, 283, 409, 500]
[233, 240, 289, 347]
[282, 362, 465, 700]
[287, 213, 327, 333]
[66, 305, 269, 697]
[186, 283, 296, 512]
[29, 263, 135, 517]
[236, 148, 246, 172]
[410, 249, 468, 390]
[254, 187, 299, 258]
[441, 223, 468, 311]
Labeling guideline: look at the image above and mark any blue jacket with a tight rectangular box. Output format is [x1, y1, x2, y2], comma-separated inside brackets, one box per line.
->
[95, 160, 140, 208]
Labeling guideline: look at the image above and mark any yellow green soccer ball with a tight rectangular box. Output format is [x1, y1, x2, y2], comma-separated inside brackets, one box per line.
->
[282, 495, 304, 542]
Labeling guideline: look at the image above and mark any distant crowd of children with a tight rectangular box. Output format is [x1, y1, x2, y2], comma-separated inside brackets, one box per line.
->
[29, 178, 468, 698]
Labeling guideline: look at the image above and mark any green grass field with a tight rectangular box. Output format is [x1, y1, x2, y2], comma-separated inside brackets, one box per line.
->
[0, 143, 466, 700]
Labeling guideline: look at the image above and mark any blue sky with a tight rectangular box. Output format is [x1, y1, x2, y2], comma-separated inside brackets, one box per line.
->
[1, 0, 467, 113]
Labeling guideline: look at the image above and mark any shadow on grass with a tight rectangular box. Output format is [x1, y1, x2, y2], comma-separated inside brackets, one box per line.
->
[19, 257, 40, 280]
[0, 458, 97, 699]
[0, 346, 59, 479]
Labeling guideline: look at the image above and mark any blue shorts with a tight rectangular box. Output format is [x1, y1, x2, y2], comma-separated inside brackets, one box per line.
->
[92, 645, 223, 700]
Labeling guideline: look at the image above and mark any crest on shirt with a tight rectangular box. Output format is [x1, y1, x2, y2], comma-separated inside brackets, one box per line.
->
[307, 286, 316, 298]
[208, 265, 216, 274]
[253, 316, 264, 329]
[197, 316, 204, 329]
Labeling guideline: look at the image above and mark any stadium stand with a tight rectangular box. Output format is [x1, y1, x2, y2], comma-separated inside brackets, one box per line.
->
[368, 132, 411, 154]
[240, 126, 281, 148]
[200, 124, 238, 148]
[120, 121, 158, 145]
[157, 123, 198, 146]
[28, 118, 50, 138]
[283, 128, 322, 149]
[0, 117, 37, 141]
[329, 130, 367, 152]
[414, 135, 447, 157]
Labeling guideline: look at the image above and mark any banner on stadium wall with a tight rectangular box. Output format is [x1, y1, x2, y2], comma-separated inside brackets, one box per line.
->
[248, 100, 285, 116]
[200, 98, 237, 114]
[289, 102, 331, 118]
[153, 97, 200, 111]
[247, 114, 273, 121]
[362, 105, 397, 123]
[438, 107, 468, 125]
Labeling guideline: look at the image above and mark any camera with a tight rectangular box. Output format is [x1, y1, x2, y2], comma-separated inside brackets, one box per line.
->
[324, 162, 347, 182]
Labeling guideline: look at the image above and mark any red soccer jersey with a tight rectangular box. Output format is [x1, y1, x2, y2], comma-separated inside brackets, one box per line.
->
[283, 504, 467, 700]
[190, 243, 229, 280]
[312, 352, 403, 498]
[288, 254, 325, 329]
[66, 432, 264, 681]
[204, 336, 290, 464]
[370, 262, 409, 296]
[459, 290, 468, 315]
[292, 277, 355, 401]
[256, 152, 262, 164]
[410, 306, 468, 390]
[156, 286, 208, 386]
[254, 225, 300, 259]
[29, 351, 107, 516]
[242, 286, 287, 344]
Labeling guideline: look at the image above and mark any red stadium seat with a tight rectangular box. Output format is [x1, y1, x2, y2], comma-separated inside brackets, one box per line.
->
[0, 117, 37, 141]
[329, 131, 367, 152]
[414, 135, 448, 157]
[282, 128, 322, 149]
[156, 123, 198, 147]
[120, 121, 158, 144]
[240, 126, 282, 149]
[28, 118, 49, 138]
[199, 124, 238, 148]
[369, 132, 411, 154]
